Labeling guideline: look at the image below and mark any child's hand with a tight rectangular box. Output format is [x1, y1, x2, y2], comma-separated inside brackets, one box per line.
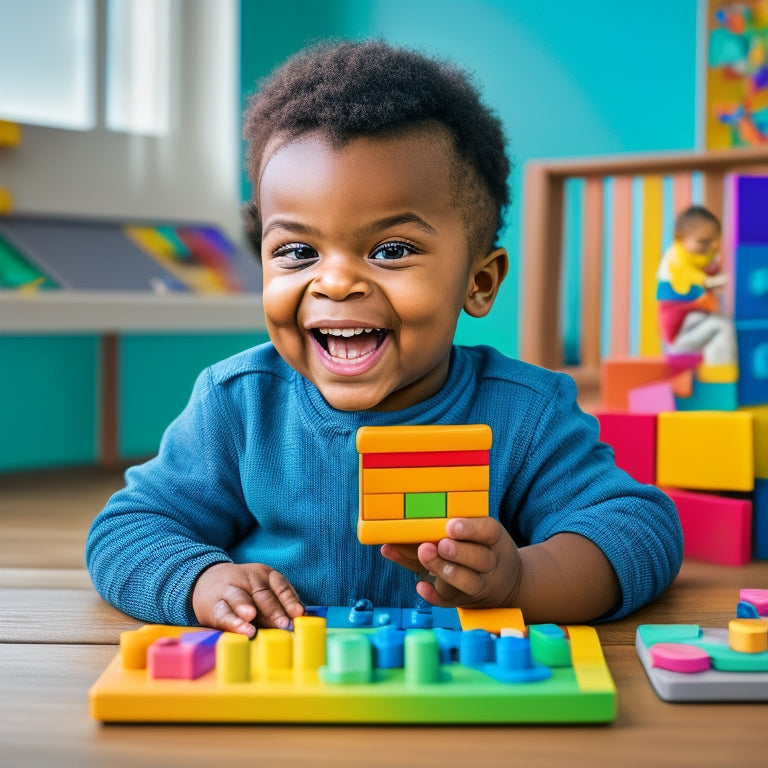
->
[704, 273, 727, 289]
[380, 518, 522, 609]
[191, 562, 305, 637]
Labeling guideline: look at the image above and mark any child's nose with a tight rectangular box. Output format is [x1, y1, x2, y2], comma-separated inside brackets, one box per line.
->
[310, 255, 371, 301]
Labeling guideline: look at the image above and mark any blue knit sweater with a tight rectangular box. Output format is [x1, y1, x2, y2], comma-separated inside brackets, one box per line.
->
[86, 343, 682, 625]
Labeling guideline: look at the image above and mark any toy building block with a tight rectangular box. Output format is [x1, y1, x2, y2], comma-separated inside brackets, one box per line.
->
[357, 425, 492, 544]
[89, 605, 617, 723]
[0, 120, 21, 147]
[736, 320, 768, 406]
[594, 411, 657, 484]
[696, 363, 739, 384]
[675, 379, 738, 412]
[739, 405, 768, 479]
[734, 245, 768, 321]
[627, 380, 676, 414]
[147, 630, 221, 680]
[739, 589, 768, 616]
[661, 487, 752, 566]
[600, 357, 678, 411]
[0, 188, 12, 215]
[754, 479, 768, 560]
[656, 411, 754, 492]
[636, 622, 768, 701]
[731, 175, 768, 245]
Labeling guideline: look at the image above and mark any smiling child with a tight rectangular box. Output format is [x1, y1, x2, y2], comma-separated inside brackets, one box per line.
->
[87, 40, 683, 636]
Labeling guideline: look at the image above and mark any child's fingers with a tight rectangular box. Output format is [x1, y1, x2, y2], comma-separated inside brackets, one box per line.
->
[435, 537, 497, 574]
[445, 517, 503, 546]
[379, 543, 423, 572]
[210, 588, 258, 637]
[267, 569, 305, 618]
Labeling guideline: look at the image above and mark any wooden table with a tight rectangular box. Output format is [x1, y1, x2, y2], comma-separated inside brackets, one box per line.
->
[1, 561, 766, 768]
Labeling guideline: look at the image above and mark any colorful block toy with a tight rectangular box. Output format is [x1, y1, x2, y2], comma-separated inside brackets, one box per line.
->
[89, 603, 617, 723]
[356, 425, 492, 544]
[636, 589, 768, 702]
[656, 411, 754, 492]
[594, 411, 657, 485]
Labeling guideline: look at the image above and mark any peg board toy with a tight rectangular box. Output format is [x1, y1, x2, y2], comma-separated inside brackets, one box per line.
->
[636, 589, 768, 702]
[89, 603, 617, 724]
[356, 424, 492, 545]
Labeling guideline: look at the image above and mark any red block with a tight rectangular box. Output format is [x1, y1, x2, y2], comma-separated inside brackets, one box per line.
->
[662, 487, 752, 566]
[362, 450, 490, 469]
[594, 411, 657, 484]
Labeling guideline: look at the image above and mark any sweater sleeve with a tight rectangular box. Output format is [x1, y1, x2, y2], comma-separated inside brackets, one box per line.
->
[86, 367, 253, 626]
[507, 374, 683, 621]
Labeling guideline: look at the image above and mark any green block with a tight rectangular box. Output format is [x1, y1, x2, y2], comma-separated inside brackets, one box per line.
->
[530, 624, 572, 667]
[405, 493, 446, 519]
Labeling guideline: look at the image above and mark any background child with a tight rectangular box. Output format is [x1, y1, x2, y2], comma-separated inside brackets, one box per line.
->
[87, 40, 682, 637]
[656, 205, 737, 367]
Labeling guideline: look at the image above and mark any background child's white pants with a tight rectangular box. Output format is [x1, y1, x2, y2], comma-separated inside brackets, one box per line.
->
[667, 311, 737, 366]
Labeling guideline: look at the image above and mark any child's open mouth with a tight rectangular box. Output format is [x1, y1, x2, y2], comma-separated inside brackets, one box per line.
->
[311, 327, 389, 360]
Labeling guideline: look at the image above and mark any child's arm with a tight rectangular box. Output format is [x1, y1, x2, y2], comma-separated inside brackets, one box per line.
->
[382, 521, 619, 623]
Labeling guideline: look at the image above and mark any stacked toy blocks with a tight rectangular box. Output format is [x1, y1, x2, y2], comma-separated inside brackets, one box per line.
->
[89, 603, 616, 724]
[636, 588, 768, 701]
[595, 177, 768, 565]
[356, 424, 491, 544]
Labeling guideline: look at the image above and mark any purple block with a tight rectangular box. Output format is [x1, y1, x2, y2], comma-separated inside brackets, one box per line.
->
[733, 176, 768, 245]
[148, 630, 221, 680]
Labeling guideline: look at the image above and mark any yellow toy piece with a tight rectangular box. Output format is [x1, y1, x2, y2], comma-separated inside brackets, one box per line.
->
[656, 411, 754, 492]
[740, 404, 768, 479]
[357, 424, 491, 453]
[729, 619, 768, 653]
[456, 606, 525, 634]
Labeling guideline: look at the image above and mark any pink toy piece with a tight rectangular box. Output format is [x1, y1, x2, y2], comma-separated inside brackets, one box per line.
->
[627, 380, 676, 415]
[594, 411, 657, 485]
[664, 353, 703, 373]
[649, 642, 712, 673]
[740, 589, 768, 616]
[148, 630, 221, 680]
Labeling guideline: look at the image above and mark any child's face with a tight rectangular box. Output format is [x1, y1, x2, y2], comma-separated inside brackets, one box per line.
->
[678, 220, 720, 258]
[258, 129, 506, 412]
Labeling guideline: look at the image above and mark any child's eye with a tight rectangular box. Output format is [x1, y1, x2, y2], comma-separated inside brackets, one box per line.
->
[369, 242, 416, 261]
[272, 243, 318, 262]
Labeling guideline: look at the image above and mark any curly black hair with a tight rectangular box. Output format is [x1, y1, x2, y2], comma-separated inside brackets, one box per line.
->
[243, 39, 511, 257]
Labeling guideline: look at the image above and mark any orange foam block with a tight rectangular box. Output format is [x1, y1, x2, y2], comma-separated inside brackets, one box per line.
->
[662, 487, 752, 566]
[600, 358, 676, 411]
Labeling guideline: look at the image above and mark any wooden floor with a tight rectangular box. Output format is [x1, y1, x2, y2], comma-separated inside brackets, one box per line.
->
[0, 467, 126, 571]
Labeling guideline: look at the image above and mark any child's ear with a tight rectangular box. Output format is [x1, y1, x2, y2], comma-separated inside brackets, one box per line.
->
[464, 247, 508, 318]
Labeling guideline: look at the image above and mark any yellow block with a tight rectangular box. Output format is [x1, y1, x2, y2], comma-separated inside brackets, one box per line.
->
[657, 411, 754, 492]
[0, 187, 13, 214]
[120, 625, 187, 669]
[216, 632, 250, 683]
[729, 619, 768, 653]
[697, 363, 739, 384]
[567, 625, 617, 693]
[0, 120, 21, 147]
[358, 516, 449, 544]
[362, 493, 404, 520]
[457, 607, 525, 634]
[292, 616, 326, 683]
[255, 628, 293, 681]
[357, 424, 492, 453]
[740, 404, 768, 479]
[362, 465, 488, 494]
[640, 175, 663, 357]
[447, 490, 488, 518]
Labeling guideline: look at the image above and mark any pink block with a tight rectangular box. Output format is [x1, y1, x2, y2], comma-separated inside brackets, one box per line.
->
[627, 381, 677, 414]
[664, 353, 703, 373]
[740, 589, 768, 616]
[148, 630, 221, 680]
[595, 411, 657, 484]
[662, 487, 752, 566]
[650, 642, 711, 673]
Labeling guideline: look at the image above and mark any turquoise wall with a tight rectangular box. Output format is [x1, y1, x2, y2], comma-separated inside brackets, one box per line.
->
[240, 0, 700, 358]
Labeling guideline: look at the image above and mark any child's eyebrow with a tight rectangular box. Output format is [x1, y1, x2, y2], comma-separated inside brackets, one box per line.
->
[356, 213, 438, 238]
[262, 213, 438, 241]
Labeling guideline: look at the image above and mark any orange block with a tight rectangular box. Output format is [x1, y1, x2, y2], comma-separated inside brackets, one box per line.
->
[357, 517, 450, 544]
[361, 465, 488, 494]
[600, 357, 675, 411]
[356, 424, 491, 453]
[446, 491, 488, 518]
[362, 493, 404, 520]
[457, 607, 525, 634]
